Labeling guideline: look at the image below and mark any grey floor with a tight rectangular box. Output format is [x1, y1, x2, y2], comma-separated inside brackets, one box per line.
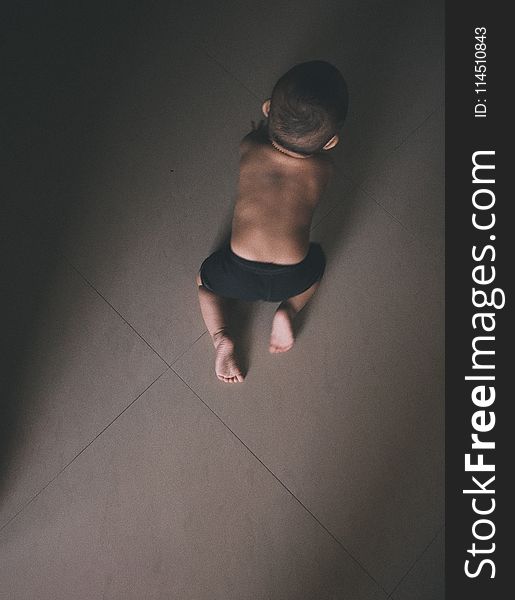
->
[1, 1, 444, 598]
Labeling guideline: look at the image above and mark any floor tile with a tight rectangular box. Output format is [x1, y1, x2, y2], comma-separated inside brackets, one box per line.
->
[173, 188, 444, 591]
[391, 529, 444, 600]
[0, 255, 166, 528]
[360, 109, 444, 253]
[0, 370, 386, 600]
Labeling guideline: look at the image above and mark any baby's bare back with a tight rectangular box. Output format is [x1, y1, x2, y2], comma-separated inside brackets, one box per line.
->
[230, 133, 332, 264]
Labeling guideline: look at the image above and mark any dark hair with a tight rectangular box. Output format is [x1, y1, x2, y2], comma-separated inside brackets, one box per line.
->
[268, 60, 348, 154]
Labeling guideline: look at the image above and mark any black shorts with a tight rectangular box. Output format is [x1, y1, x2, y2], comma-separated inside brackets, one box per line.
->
[199, 242, 326, 302]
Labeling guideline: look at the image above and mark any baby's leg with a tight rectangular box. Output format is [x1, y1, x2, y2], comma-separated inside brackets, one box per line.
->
[196, 272, 244, 383]
[269, 280, 320, 353]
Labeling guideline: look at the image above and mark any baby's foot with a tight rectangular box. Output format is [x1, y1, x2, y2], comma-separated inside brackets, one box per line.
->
[213, 334, 244, 383]
[269, 306, 295, 353]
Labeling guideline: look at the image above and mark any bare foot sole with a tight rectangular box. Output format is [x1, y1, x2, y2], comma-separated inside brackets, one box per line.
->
[214, 335, 244, 383]
[269, 306, 295, 353]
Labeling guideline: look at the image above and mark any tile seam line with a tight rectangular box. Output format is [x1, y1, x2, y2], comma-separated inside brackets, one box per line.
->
[169, 330, 209, 367]
[357, 181, 446, 259]
[59, 253, 172, 368]
[390, 102, 444, 154]
[386, 522, 445, 598]
[169, 330, 210, 366]
[168, 365, 388, 596]
[0, 368, 169, 535]
[356, 183, 415, 235]
[323, 170, 444, 259]
[61, 252, 211, 367]
[309, 180, 414, 240]
[13, 243, 205, 368]
[307, 174, 415, 238]
[198, 45, 261, 101]
[321, 99, 444, 238]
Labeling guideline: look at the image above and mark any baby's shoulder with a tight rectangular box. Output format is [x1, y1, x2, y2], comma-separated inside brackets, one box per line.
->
[240, 122, 269, 151]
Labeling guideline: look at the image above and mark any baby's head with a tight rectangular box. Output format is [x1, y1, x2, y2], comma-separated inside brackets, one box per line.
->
[263, 60, 348, 156]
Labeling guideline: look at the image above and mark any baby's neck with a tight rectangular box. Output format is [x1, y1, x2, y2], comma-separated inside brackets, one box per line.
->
[270, 138, 313, 159]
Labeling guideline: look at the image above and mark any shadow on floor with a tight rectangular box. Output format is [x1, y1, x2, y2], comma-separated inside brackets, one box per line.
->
[0, 1, 148, 507]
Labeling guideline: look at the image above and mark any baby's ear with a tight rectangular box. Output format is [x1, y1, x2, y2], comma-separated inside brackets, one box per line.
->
[261, 99, 271, 117]
[322, 134, 339, 150]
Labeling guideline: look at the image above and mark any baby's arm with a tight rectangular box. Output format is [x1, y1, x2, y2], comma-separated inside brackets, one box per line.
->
[250, 118, 266, 132]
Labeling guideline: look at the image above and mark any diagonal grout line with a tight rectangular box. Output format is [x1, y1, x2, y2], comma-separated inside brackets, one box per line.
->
[169, 329, 208, 367]
[358, 179, 447, 262]
[387, 523, 445, 597]
[152, 0, 260, 102]
[361, 181, 443, 268]
[0, 368, 169, 535]
[168, 365, 389, 596]
[200, 46, 262, 101]
[333, 100, 444, 240]
[357, 184, 415, 236]
[310, 199, 339, 235]
[61, 252, 212, 369]
[308, 173, 416, 239]
[59, 253, 172, 368]
[309, 175, 359, 235]
[390, 102, 443, 154]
